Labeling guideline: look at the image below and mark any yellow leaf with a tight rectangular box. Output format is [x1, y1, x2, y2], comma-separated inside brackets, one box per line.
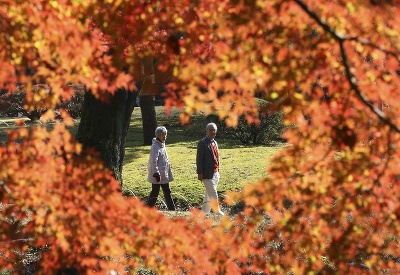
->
[294, 92, 303, 100]
[346, 2, 355, 14]
[175, 17, 184, 25]
[270, 92, 279, 99]
[40, 110, 55, 123]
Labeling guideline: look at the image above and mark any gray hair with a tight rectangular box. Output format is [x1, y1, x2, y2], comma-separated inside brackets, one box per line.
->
[155, 126, 167, 138]
[206, 122, 217, 131]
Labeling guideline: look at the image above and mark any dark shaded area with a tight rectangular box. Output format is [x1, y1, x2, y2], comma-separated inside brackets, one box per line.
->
[76, 89, 136, 184]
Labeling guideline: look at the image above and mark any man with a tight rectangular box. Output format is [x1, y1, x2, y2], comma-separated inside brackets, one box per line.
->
[196, 123, 224, 215]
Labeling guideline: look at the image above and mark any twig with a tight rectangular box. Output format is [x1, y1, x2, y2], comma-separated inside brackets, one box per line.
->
[0, 180, 12, 195]
[345, 37, 399, 58]
[0, 238, 35, 244]
[0, 20, 12, 45]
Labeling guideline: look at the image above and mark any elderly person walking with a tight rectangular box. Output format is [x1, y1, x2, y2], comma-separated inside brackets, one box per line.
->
[196, 122, 224, 215]
[146, 126, 176, 210]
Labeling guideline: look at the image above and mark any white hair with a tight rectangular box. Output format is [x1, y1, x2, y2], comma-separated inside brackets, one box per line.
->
[155, 126, 167, 138]
[206, 122, 217, 131]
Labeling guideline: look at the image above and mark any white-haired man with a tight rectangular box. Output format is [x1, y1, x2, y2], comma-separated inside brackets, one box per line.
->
[196, 123, 224, 215]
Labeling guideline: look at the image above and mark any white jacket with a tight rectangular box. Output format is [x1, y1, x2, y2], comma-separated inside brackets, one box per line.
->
[147, 138, 174, 184]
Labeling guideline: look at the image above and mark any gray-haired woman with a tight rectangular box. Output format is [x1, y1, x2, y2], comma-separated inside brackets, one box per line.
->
[146, 126, 176, 210]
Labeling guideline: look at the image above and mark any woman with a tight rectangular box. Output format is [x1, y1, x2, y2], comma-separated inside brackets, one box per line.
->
[146, 126, 176, 210]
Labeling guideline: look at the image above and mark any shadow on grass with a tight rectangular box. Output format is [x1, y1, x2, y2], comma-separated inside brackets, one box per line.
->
[123, 146, 149, 165]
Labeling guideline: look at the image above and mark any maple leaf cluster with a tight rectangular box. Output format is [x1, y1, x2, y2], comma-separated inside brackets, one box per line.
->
[1, 0, 400, 273]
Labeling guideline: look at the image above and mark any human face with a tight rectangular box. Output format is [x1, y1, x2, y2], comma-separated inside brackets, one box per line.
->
[159, 132, 167, 142]
[206, 126, 217, 140]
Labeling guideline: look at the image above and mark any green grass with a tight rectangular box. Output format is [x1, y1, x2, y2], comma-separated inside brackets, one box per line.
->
[122, 107, 281, 211]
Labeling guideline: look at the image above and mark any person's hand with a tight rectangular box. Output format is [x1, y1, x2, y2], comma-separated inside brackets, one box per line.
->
[197, 173, 203, 181]
[153, 173, 161, 182]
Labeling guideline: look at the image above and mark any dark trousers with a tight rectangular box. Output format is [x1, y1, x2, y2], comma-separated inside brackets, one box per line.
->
[147, 183, 175, 210]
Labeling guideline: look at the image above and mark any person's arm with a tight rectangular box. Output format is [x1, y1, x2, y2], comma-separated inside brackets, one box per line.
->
[150, 146, 161, 182]
[196, 140, 205, 181]
[166, 148, 174, 181]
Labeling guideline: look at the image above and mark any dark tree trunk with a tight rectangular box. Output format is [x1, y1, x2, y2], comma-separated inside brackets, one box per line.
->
[138, 56, 158, 146]
[139, 95, 156, 145]
[76, 89, 136, 184]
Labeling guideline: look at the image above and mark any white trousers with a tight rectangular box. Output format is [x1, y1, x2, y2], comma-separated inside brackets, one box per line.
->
[201, 172, 221, 213]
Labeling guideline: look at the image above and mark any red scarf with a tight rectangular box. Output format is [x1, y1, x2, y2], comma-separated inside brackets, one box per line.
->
[210, 141, 219, 172]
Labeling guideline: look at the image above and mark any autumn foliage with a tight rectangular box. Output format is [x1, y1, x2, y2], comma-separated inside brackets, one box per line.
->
[1, 0, 400, 274]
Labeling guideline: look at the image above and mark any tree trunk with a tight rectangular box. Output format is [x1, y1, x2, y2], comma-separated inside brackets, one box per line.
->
[139, 56, 157, 145]
[76, 89, 136, 184]
[139, 95, 156, 145]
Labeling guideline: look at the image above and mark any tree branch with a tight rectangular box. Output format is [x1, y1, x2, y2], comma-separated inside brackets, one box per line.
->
[0, 238, 35, 244]
[345, 37, 399, 58]
[0, 21, 12, 45]
[0, 180, 13, 198]
[293, 0, 400, 134]
[338, 41, 400, 133]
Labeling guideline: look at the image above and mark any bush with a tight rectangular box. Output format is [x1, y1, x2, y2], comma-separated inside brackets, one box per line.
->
[233, 110, 285, 145]
[57, 85, 85, 119]
[214, 98, 286, 145]
[0, 87, 44, 120]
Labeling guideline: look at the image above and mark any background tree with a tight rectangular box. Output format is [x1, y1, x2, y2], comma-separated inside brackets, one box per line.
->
[1, 0, 399, 274]
[139, 56, 157, 145]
